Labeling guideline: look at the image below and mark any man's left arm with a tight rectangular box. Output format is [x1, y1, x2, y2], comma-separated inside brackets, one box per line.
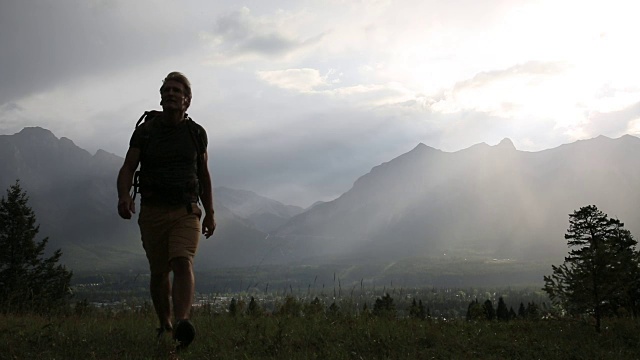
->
[198, 151, 216, 238]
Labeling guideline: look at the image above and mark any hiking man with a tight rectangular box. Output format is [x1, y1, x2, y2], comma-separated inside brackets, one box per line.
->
[117, 71, 215, 350]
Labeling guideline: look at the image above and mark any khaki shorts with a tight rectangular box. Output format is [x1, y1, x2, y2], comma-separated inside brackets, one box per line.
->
[138, 203, 202, 274]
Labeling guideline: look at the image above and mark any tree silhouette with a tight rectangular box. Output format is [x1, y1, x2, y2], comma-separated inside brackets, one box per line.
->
[543, 205, 640, 332]
[247, 296, 264, 317]
[373, 293, 396, 318]
[228, 298, 238, 317]
[483, 299, 495, 321]
[466, 299, 484, 321]
[518, 302, 526, 318]
[0, 180, 72, 313]
[409, 298, 426, 320]
[496, 297, 509, 321]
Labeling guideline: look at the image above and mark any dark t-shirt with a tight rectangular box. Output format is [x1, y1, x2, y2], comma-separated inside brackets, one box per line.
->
[130, 117, 208, 205]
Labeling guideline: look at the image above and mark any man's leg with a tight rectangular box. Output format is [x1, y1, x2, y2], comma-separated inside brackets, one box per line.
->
[170, 257, 195, 320]
[150, 272, 172, 329]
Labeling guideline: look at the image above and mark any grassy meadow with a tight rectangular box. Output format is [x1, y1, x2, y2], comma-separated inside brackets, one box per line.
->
[2, 301, 640, 360]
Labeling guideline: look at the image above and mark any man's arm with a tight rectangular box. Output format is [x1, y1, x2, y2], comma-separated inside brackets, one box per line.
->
[117, 147, 140, 219]
[198, 151, 216, 238]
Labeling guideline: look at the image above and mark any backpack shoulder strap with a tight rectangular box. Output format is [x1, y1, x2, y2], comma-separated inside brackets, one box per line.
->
[136, 110, 162, 128]
[185, 116, 206, 155]
[131, 110, 162, 201]
[185, 117, 206, 202]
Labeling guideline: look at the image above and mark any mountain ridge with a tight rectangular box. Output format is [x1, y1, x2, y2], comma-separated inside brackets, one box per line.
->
[1, 127, 639, 274]
[272, 133, 640, 264]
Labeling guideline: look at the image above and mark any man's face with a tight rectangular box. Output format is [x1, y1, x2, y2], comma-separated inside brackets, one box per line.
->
[160, 80, 190, 112]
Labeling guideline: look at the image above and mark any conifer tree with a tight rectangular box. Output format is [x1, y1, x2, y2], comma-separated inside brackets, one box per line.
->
[247, 296, 263, 317]
[483, 299, 496, 321]
[526, 302, 539, 319]
[408, 298, 427, 320]
[518, 302, 526, 318]
[466, 299, 484, 321]
[543, 205, 640, 332]
[418, 299, 426, 320]
[409, 298, 419, 318]
[496, 297, 509, 321]
[0, 181, 72, 313]
[373, 293, 396, 318]
[228, 298, 238, 317]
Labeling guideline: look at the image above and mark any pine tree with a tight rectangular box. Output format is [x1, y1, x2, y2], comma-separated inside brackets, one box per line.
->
[373, 293, 396, 318]
[228, 298, 238, 317]
[518, 303, 527, 319]
[483, 299, 496, 321]
[417, 299, 426, 320]
[543, 205, 640, 332]
[0, 181, 72, 313]
[526, 302, 539, 320]
[518, 302, 526, 318]
[247, 296, 263, 317]
[407, 298, 427, 320]
[466, 299, 484, 321]
[409, 298, 419, 318]
[496, 297, 509, 321]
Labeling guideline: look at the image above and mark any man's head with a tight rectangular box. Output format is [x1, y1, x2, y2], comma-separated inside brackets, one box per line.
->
[160, 72, 192, 112]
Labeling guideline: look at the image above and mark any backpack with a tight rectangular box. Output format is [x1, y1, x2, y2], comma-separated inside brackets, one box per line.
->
[131, 111, 206, 207]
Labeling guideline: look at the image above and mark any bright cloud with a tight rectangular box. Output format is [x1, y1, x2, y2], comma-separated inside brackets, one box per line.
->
[2, 0, 640, 206]
[257, 68, 330, 92]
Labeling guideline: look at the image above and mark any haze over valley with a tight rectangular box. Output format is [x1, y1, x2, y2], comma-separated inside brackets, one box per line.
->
[1, 127, 639, 288]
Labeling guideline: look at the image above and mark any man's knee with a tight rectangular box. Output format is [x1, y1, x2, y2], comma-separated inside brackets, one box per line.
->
[170, 257, 192, 274]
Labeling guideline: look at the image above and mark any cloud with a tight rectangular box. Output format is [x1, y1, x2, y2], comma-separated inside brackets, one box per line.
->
[4, 0, 640, 208]
[452, 62, 568, 93]
[203, 7, 325, 64]
[257, 68, 330, 92]
[0, 103, 30, 134]
[257, 67, 413, 108]
[583, 101, 640, 138]
[0, 0, 200, 104]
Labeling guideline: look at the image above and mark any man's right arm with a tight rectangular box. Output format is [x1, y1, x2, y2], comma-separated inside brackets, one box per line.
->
[117, 147, 141, 219]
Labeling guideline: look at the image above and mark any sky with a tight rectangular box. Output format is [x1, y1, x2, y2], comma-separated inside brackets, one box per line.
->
[1, 0, 640, 207]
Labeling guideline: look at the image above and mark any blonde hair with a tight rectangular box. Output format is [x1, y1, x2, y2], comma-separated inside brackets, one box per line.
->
[161, 71, 192, 102]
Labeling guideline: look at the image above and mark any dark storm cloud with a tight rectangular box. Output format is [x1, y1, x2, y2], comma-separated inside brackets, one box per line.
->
[0, 1, 200, 104]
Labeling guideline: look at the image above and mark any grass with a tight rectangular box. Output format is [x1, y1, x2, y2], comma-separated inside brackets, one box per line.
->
[2, 306, 640, 359]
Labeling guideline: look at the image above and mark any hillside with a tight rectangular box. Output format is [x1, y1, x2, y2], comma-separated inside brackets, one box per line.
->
[2, 127, 639, 276]
[273, 135, 640, 264]
[0, 127, 298, 271]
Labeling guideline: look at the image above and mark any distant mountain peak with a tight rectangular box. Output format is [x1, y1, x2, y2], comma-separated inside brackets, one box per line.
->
[496, 138, 516, 150]
[410, 142, 439, 154]
[17, 126, 56, 139]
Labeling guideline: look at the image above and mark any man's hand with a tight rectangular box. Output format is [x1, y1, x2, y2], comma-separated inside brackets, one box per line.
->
[202, 212, 216, 238]
[118, 195, 136, 219]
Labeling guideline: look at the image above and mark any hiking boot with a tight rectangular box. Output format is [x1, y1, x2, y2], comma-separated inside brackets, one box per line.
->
[174, 319, 196, 351]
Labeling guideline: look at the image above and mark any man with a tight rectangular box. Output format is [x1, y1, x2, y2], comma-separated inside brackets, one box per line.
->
[117, 72, 215, 350]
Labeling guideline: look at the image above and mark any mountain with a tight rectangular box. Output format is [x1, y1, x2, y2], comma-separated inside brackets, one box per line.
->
[0, 127, 300, 271]
[3, 127, 639, 278]
[215, 186, 304, 232]
[272, 135, 640, 264]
